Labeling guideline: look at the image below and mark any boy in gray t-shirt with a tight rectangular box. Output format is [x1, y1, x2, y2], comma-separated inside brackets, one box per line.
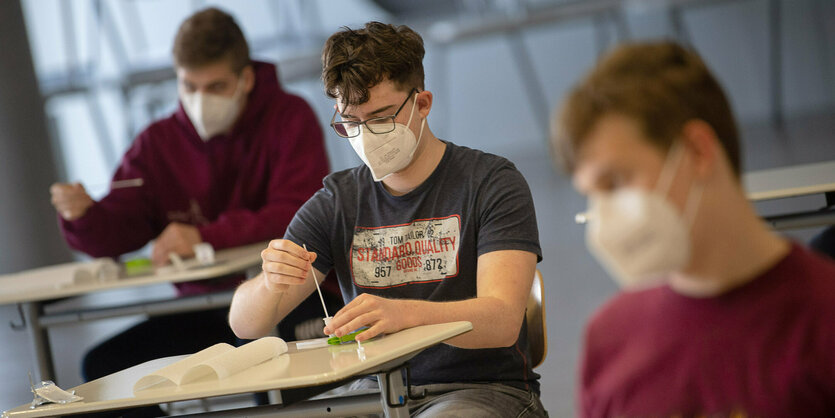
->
[229, 22, 547, 417]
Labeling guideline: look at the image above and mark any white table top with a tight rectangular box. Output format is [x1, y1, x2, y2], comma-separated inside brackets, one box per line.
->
[744, 160, 835, 201]
[2, 321, 473, 418]
[0, 243, 265, 305]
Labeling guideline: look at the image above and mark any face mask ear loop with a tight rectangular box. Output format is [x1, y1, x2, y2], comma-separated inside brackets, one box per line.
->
[683, 179, 705, 229]
[654, 140, 687, 196]
[405, 93, 418, 127]
[416, 117, 426, 147]
[409, 94, 426, 149]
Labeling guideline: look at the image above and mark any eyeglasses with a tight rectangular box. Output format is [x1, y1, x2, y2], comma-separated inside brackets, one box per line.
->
[330, 88, 418, 138]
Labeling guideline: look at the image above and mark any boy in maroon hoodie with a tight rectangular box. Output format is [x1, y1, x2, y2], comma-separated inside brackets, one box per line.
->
[48, 8, 338, 387]
[553, 41, 835, 417]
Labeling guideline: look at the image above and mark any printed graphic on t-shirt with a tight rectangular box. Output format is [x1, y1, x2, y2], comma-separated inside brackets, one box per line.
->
[350, 215, 461, 288]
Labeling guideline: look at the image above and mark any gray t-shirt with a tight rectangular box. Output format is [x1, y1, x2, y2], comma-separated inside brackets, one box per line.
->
[285, 141, 542, 393]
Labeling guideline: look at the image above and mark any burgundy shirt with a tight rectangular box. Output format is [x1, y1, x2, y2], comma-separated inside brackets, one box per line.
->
[59, 61, 330, 295]
[580, 243, 835, 417]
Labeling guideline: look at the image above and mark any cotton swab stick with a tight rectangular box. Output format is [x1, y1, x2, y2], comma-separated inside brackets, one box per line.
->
[168, 252, 186, 271]
[110, 178, 144, 189]
[303, 244, 330, 318]
[85, 178, 144, 194]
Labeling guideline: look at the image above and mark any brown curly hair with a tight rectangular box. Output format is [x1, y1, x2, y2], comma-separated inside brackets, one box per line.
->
[322, 22, 425, 105]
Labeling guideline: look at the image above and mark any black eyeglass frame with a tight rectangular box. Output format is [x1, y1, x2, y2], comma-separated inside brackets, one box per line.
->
[329, 88, 419, 138]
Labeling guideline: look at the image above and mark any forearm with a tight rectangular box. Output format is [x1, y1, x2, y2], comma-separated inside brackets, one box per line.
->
[229, 275, 283, 338]
[60, 204, 155, 257]
[403, 295, 525, 349]
[330, 250, 537, 347]
[228, 272, 316, 339]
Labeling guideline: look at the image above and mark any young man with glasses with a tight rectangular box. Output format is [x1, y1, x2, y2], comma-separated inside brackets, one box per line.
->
[230, 22, 547, 416]
[553, 41, 835, 417]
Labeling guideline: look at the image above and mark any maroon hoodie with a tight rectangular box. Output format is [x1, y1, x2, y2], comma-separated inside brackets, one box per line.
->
[59, 61, 329, 295]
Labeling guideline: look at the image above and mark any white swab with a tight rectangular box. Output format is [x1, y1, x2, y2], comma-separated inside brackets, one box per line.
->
[109, 178, 144, 189]
[303, 244, 330, 318]
[84, 178, 144, 196]
[356, 339, 366, 361]
[168, 253, 186, 271]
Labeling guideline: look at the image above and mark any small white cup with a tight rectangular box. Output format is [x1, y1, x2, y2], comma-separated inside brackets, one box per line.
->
[193, 243, 215, 265]
[323, 316, 336, 337]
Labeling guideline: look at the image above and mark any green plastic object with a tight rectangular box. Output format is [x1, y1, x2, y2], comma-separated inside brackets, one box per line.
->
[124, 258, 153, 276]
[327, 328, 368, 345]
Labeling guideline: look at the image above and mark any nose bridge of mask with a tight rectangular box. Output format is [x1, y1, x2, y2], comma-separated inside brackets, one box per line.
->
[201, 75, 244, 105]
[358, 93, 423, 152]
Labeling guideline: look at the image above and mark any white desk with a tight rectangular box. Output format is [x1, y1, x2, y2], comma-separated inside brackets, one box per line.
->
[0, 243, 265, 383]
[2, 321, 473, 418]
[744, 161, 835, 230]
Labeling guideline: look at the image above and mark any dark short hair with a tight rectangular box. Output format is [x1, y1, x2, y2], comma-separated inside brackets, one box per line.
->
[553, 41, 741, 177]
[322, 21, 425, 105]
[172, 7, 250, 72]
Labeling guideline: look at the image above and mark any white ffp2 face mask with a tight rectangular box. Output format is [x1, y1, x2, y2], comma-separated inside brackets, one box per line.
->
[349, 95, 426, 182]
[180, 78, 244, 141]
[582, 143, 704, 289]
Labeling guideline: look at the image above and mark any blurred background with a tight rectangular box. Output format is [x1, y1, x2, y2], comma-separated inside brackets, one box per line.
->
[1, 0, 833, 415]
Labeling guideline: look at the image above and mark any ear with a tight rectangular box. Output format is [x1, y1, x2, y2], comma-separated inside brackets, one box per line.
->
[416, 90, 433, 119]
[241, 65, 256, 95]
[680, 119, 720, 179]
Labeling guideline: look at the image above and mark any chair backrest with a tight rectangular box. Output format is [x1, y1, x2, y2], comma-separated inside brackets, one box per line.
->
[526, 269, 547, 369]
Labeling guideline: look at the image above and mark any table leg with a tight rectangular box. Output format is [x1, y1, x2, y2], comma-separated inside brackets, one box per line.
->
[22, 301, 55, 383]
[377, 368, 409, 418]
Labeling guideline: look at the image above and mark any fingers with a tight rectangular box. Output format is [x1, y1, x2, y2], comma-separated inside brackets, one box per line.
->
[338, 312, 380, 338]
[261, 240, 315, 289]
[327, 310, 388, 342]
[150, 243, 169, 267]
[269, 239, 311, 260]
[163, 224, 188, 249]
[355, 323, 385, 342]
[262, 257, 307, 277]
[50, 183, 88, 200]
[151, 226, 181, 266]
[49, 183, 64, 196]
[327, 295, 381, 337]
[50, 183, 93, 220]
[261, 247, 308, 274]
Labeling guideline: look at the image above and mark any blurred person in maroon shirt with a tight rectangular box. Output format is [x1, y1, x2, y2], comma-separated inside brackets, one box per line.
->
[48, 7, 340, 394]
[553, 41, 835, 417]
